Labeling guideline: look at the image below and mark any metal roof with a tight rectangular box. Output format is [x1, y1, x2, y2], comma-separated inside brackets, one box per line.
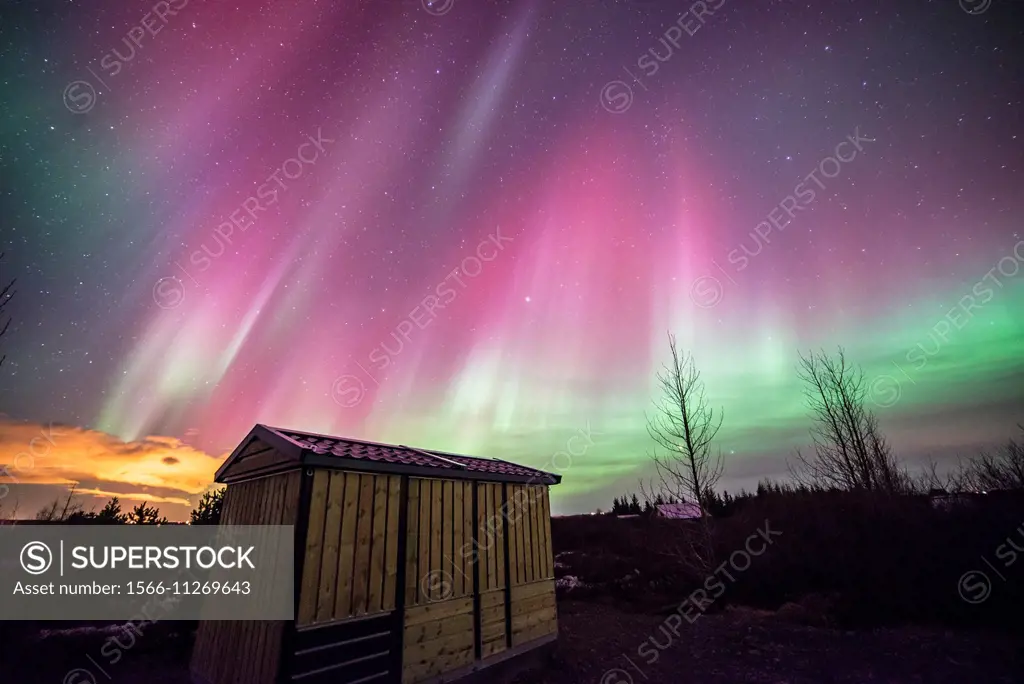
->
[215, 424, 561, 486]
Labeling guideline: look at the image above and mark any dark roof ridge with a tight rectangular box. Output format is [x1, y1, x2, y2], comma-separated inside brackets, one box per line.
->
[399, 444, 468, 469]
[229, 423, 560, 485]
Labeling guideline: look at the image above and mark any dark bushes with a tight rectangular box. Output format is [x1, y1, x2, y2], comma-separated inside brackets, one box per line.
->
[552, 490, 1024, 631]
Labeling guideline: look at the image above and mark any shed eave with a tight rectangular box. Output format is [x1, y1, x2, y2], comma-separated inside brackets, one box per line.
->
[213, 423, 306, 484]
[301, 452, 560, 485]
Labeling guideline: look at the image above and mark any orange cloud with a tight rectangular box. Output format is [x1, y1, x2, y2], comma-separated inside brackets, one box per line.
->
[0, 416, 225, 519]
[71, 487, 195, 507]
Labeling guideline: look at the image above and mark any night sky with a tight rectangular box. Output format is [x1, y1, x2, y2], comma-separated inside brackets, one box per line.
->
[1, 0, 1022, 520]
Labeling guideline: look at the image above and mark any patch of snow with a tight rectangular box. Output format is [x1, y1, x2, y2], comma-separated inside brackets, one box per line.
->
[556, 575, 584, 591]
[37, 624, 132, 640]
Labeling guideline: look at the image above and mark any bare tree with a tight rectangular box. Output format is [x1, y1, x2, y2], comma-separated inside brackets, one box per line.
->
[791, 348, 911, 494]
[646, 333, 724, 512]
[0, 251, 14, 367]
[957, 425, 1024, 492]
[644, 334, 724, 576]
[0, 498, 19, 522]
[35, 485, 85, 521]
[914, 456, 960, 494]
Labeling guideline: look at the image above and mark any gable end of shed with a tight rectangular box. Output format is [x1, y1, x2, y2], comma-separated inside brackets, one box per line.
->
[215, 424, 305, 484]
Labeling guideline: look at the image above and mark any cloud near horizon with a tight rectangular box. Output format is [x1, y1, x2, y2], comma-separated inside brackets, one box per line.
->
[0, 416, 225, 519]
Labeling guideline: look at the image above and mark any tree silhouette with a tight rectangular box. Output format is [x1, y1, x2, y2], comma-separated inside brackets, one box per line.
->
[955, 424, 1024, 492]
[610, 492, 646, 515]
[0, 251, 15, 367]
[127, 501, 168, 525]
[190, 488, 225, 525]
[646, 333, 723, 513]
[96, 497, 128, 524]
[35, 485, 84, 521]
[791, 348, 911, 494]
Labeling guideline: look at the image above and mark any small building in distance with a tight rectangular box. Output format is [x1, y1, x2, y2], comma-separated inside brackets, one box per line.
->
[190, 424, 561, 684]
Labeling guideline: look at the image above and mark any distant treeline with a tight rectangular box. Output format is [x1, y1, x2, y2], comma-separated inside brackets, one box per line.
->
[1, 487, 224, 525]
[609, 424, 1024, 518]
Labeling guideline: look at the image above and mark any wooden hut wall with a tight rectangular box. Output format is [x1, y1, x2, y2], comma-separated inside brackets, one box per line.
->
[476, 481, 508, 660]
[401, 478, 555, 683]
[194, 465, 558, 684]
[296, 470, 403, 625]
[401, 477, 480, 683]
[190, 470, 301, 684]
[506, 483, 557, 646]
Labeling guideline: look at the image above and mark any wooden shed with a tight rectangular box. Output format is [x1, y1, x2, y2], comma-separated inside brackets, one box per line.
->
[191, 424, 561, 684]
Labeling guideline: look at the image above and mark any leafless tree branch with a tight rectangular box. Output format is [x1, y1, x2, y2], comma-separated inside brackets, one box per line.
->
[646, 333, 724, 511]
[0, 251, 16, 368]
[957, 424, 1024, 491]
[790, 348, 911, 494]
[645, 333, 724, 574]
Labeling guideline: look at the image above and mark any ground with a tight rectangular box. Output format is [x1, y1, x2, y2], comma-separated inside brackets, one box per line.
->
[6, 599, 1020, 684]
[515, 600, 1022, 684]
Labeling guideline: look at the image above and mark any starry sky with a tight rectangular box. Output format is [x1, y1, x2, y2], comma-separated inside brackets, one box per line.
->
[1, 0, 1022, 520]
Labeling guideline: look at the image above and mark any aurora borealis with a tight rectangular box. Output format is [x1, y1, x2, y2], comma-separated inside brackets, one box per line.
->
[1, 0, 1022, 520]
